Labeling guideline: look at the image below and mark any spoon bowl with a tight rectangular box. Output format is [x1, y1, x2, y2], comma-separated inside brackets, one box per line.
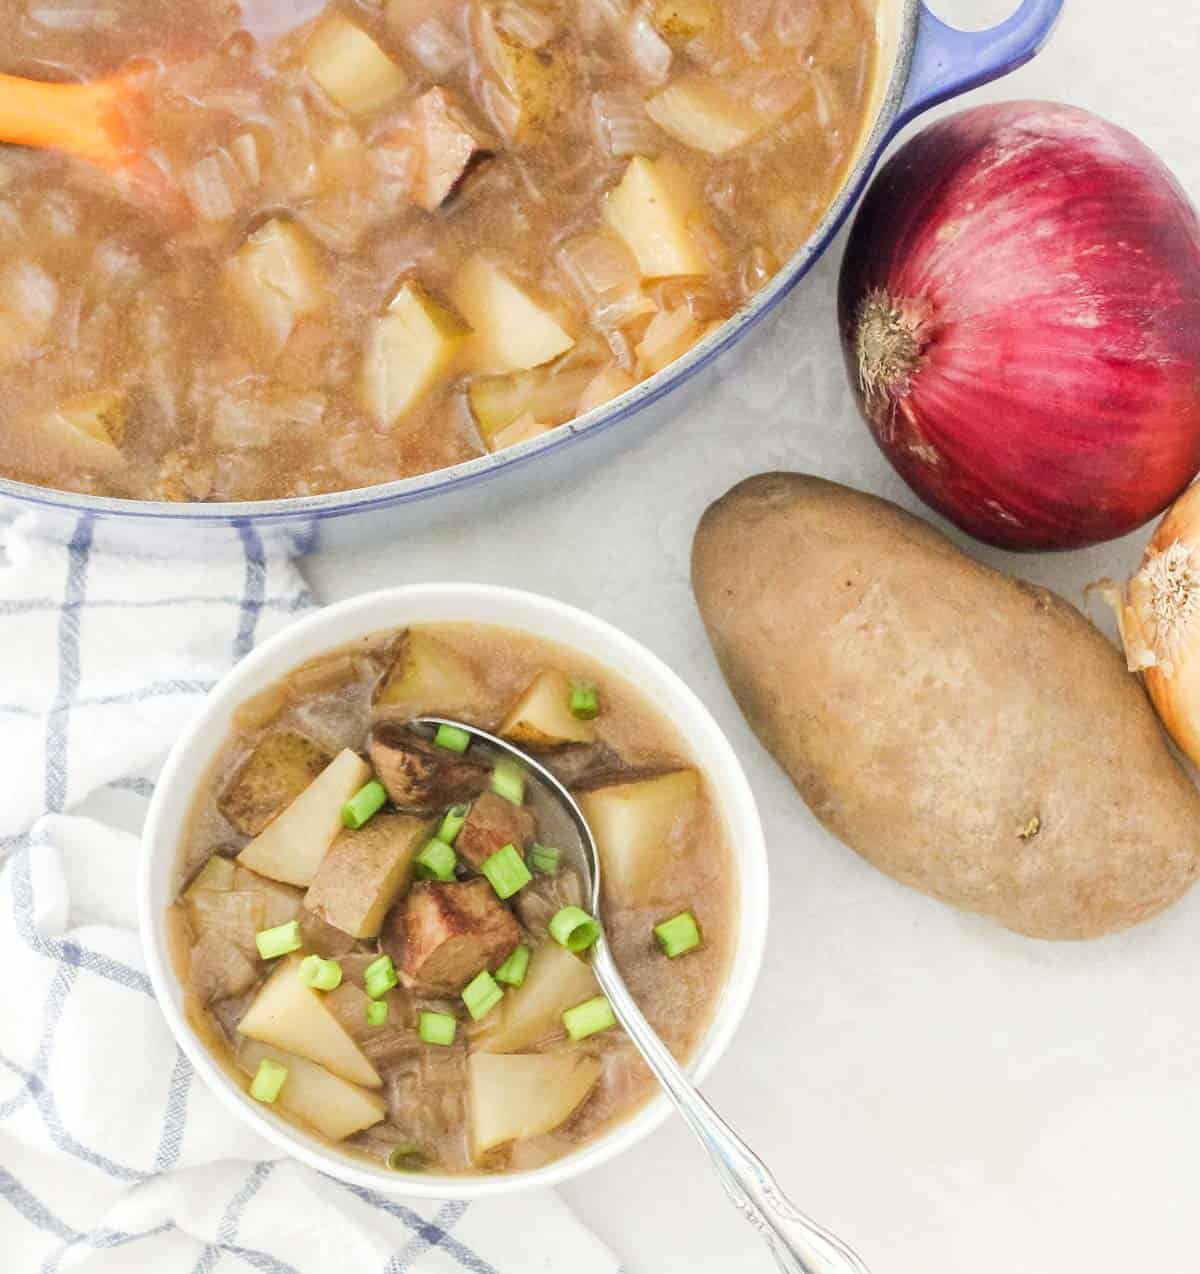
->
[414, 715, 873, 1274]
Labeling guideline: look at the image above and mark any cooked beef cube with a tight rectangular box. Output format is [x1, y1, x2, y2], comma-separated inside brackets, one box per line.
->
[385, 88, 492, 212]
[456, 790, 536, 871]
[217, 731, 332, 836]
[542, 741, 625, 790]
[368, 723, 489, 813]
[189, 932, 257, 1004]
[385, 878, 520, 995]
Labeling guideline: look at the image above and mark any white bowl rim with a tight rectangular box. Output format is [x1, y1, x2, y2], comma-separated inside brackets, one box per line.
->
[139, 582, 769, 1199]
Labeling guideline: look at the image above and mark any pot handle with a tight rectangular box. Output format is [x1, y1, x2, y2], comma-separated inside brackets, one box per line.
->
[898, 0, 1065, 124]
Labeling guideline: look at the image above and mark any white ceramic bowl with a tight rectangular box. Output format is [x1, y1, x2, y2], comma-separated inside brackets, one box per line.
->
[139, 583, 768, 1198]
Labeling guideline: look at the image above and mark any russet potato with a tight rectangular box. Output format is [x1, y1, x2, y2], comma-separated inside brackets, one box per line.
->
[692, 473, 1200, 939]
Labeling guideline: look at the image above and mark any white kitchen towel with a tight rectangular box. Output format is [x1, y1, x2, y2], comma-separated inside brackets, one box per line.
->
[0, 512, 619, 1274]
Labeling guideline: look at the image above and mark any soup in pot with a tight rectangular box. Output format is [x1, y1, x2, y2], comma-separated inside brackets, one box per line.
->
[0, 0, 876, 501]
[169, 623, 737, 1174]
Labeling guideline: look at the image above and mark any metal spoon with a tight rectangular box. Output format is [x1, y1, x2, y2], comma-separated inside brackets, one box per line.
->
[415, 717, 872, 1274]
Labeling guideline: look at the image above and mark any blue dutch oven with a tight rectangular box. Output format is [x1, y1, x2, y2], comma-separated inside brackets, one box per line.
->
[0, 0, 1064, 551]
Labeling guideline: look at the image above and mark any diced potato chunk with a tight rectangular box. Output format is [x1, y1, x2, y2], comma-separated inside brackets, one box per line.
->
[186, 855, 236, 895]
[233, 865, 305, 928]
[489, 414, 552, 451]
[303, 14, 408, 117]
[374, 630, 486, 718]
[238, 955, 382, 1089]
[219, 731, 332, 837]
[653, 0, 718, 42]
[34, 390, 128, 472]
[227, 219, 323, 353]
[645, 76, 766, 154]
[499, 669, 596, 749]
[467, 366, 596, 442]
[603, 157, 708, 279]
[304, 813, 432, 939]
[237, 749, 372, 887]
[451, 256, 574, 374]
[473, 942, 599, 1053]
[468, 1051, 601, 1161]
[577, 769, 699, 904]
[240, 1040, 385, 1141]
[473, 3, 569, 140]
[362, 282, 468, 427]
[577, 365, 636, 416]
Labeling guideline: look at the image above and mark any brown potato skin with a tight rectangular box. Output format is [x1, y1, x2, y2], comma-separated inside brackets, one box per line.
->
[692, 473, 1200, 939]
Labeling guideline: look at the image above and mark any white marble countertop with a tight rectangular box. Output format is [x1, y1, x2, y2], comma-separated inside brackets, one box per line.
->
[306, 3, 1200, 1270]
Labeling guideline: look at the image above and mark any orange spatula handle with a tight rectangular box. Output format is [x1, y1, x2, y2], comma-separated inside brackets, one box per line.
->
[0, 73, 132, 169]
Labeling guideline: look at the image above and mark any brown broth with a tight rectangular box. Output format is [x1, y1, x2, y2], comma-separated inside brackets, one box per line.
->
[171, 622, 738, 1174]
[0, 0, 876, 500]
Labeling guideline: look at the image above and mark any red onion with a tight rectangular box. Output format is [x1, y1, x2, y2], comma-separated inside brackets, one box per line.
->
[838, 101, 1200, 551]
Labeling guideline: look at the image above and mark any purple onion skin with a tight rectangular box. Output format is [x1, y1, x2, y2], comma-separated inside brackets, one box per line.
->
[838, 100, 1200, 552]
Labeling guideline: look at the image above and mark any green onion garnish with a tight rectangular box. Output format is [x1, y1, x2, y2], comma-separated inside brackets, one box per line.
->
[254, 919, 302, 961]
[654, 911, 702, 959]
[495, 944, 530, 987]
[419, 1010, 457, 1046]
[480, 843, 532, 900]
[549, 905, 600, 953]
[529, 843, 560, 874]
[386, 1142, 428, 1172]
[491, 758, 525, 806]
[341, 779, 387, 829]
[366, 999, 388, 1027]
[414, 838, 457, 882]
[249, 1057, 287, 1104]
[434, 723, 471, 754]
[298, 954, 343, 991]
[569, 683, 600, 720]
[364, 953, 398, 1000]
[436, 803, 470, 844]
[461, 969, 503, 1021]
[563, 995, 616, 1042]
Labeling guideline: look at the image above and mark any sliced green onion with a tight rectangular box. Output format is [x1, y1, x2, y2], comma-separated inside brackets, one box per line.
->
[654, 911, 702, 959]
[341, 779, 387, 829]
[298, 954, 343, 991]
[495, 944, 530, 987]
[255, 919, 302, 961]
[419, 1010, 458, 1046]
[249, 1057, 287, 1104]
[414, 838, 457, 882]
[491, 758, 525, 806]
[529, 843, 560, 875]
[386, 1142, 428, 1172]
[563, 995, 616, 1042]
[366, 999, 388, 1027]
[569, 683, 600, 720]
[549, 905, 600, 953]
[461, 969, 503, 1021]
[434, 723, 471, 754]
[436, 803, 470, 844]
[481, 843, 532, 900]
[364, 953, 398, 1000]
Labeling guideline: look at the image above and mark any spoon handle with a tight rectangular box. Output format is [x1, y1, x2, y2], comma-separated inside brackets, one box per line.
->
[592, 939, 871, 1274]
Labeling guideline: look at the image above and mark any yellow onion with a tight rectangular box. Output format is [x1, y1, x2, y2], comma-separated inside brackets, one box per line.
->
[1098, 483, 1200, 765]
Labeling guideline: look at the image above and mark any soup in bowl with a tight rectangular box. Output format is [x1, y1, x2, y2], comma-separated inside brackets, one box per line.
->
[140, 585, 767, 1194]
[0, 0, 877, 502]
